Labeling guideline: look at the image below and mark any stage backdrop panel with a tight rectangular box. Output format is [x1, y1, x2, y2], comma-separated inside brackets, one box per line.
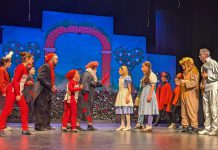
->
[147, 53, 176, 89]
[0, 44, 2, 56]
[112, 35, 146, 89]
[0, 26, 44, 76]
[42, 11, 113, 88]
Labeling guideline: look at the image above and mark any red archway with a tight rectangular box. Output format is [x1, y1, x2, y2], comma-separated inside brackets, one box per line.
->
[44, 26, 111, 87]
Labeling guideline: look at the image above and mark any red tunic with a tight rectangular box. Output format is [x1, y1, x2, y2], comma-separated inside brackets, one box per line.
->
[156, 82, 172, 110]
[62, 80, 82, 128]
[166, 85, 181, 112]
[12, 64, 28, 96]
[68, 80, 82, 101]
[0, 66, 10, 95]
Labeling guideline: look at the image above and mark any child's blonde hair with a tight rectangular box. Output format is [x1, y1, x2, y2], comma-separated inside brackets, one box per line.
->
[120, 66, 129, 76]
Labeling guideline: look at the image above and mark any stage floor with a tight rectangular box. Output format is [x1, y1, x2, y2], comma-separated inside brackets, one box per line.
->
[0, 123, 217, 150]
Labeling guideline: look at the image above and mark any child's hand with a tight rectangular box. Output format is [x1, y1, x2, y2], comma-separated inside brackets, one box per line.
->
[126, 96, 130, 104]
[80, 84, 84, 89]
[16, 95, 21, 101]
[147, 95, 152, 102]
[180, 79, 185, 85]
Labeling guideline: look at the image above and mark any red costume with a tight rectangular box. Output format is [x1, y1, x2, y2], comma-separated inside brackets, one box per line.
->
[0, 66, 10, 96]
[0, 64, 29, 131]
[62, 70, 82, 130]
[0, 66, 10, 112]
[156, 82, 172, 110]
[166, 85, 181, 112]
[153, 72, 172, 126]
[166, 73, 183, 127]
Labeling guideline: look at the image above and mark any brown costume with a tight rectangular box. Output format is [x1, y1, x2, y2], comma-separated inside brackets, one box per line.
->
[180, 60, 199, 129]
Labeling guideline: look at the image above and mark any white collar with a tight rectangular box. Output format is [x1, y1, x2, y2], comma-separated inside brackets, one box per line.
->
[206, 57, 211, 62]
[86, 68, 97, 82]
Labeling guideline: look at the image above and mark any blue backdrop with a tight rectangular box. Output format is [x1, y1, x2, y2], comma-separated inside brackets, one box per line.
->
[1, 26, 44, 77]
[0, 11, 176, 90]
[112, 35, 146, 89]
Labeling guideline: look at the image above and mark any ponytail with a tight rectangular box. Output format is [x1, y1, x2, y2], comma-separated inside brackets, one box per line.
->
[19, 52, 32, 63]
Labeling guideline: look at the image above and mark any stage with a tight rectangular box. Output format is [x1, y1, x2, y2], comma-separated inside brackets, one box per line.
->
[0, 123, 217, 150]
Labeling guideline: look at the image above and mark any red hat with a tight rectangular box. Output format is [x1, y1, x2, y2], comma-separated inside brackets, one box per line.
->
[176, 73, 183, 80]
[45, 53, 56, 63]
[85, 61, 99, 69]
[161, 72, 167, 78]
[65, 70, 77, 81]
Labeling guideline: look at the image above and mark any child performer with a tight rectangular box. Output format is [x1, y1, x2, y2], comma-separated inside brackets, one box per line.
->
[0, 52, 13, 113]
[23, 66, 35, 122]
[0, 51, 13, 131]
[138, 61, 159, 133]
[62, 70, 83, 133]
[0, 52, 34, 137]
[154, 72, 172, 126]
[166, 73, 183, 129]
[115, 66, 133, 131]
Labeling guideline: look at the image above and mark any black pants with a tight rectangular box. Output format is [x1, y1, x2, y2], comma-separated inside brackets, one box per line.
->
[27, 101, 34, 122]
[34, 89, 52, 128]
[154, 110, 164, 124]
[171, 105, 181, 124]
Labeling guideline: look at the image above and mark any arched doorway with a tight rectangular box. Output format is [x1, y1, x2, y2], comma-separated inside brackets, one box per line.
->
[44, 26, 111, 87]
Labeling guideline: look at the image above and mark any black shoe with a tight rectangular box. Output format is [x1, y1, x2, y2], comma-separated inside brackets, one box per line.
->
[190, 128, 198, 134]
[177, 125, 183, 130]
[45, 126, 56, 130]
[34, 127, 45, 131]
[187, 127, 193, 133]
[76, 126, 85, 131]
[153, 115, 160, 126]
[87, 125, 96, 131]
[66, 126, 71, 130]
[62, 128, 70, 132]
[179, 127, 188, 133]
[22, 130, 32, 135]
[0, 131, 6, 137]
[71, 129, 79, 133]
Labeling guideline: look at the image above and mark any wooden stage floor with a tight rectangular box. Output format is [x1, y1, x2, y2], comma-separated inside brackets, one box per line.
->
[0, 123, 217, 150]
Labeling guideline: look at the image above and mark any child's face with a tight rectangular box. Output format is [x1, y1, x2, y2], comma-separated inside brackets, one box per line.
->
[141, 64, 149, 74]
[161, 76, 167, 82]
[5, 60, 12, 68]
[26, 56, 34, 66]
[174, 78, 181, 85]
[73, 71, 80, 81]
[118, 68, 124, 76]
[29, 67, 35, 75]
